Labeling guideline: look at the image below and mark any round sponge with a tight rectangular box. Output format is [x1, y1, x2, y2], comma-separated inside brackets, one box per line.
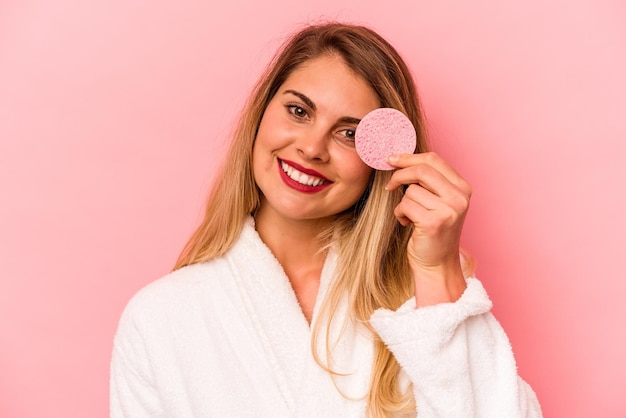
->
[355, 108, 417, 170]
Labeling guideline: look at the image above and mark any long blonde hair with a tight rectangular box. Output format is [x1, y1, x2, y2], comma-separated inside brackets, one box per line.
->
[176, 22, 436, 417]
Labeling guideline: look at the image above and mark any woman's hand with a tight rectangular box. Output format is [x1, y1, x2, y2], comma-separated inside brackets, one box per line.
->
[385, 152, 472, 307]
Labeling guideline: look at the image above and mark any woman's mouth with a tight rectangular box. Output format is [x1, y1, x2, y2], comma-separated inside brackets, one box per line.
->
[277, 159, 332, 192]
[280, 161, 328, 186]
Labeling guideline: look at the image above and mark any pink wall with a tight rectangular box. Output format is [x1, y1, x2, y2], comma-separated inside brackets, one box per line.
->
[1, 1, 624, 416]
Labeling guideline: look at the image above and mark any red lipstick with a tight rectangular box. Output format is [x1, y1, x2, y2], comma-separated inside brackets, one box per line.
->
[277, 158, 332, 193]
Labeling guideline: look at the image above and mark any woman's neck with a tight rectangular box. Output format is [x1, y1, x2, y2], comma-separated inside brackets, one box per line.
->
[253, 204, 332, 323]
[255, 207, 330, 264]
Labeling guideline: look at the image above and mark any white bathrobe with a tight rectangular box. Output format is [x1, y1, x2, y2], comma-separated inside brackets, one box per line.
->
[110, 219, 542, 417]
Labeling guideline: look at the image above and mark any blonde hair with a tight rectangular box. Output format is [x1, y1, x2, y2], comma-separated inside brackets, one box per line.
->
[175, 22, 468, 417]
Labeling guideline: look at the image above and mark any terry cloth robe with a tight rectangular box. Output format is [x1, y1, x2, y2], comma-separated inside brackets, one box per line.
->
[110, 219, 542, 417]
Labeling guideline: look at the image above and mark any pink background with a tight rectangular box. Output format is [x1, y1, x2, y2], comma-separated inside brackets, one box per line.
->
[1, 0, 625, 417]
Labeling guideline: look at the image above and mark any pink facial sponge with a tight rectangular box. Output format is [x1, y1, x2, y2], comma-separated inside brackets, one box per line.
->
[355, 108, 417, 170]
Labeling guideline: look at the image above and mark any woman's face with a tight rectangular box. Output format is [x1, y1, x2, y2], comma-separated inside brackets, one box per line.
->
[252, 54, 378, 224]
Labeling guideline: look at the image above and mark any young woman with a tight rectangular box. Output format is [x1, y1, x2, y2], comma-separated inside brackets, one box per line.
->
[111, 22, 542, 417]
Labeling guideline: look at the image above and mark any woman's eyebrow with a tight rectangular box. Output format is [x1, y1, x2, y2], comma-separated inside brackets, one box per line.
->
[338, 116, 362, 125]
[283, 89, 362, 125]
[283, 89, 316, 111]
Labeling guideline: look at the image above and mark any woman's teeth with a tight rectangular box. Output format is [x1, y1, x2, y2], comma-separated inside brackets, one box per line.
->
[281, 161, 327, 186]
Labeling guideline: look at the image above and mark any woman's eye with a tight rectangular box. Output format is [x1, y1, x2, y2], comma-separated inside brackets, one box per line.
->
[286, 104, 308, 119]
[336, 128, 357, 145]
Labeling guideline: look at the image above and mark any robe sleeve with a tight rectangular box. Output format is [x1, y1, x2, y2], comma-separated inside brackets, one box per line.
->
[110, 303, 164, 418]
[370, 278, 542, 418]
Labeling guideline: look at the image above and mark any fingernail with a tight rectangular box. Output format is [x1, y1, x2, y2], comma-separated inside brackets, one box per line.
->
[387, 154, 399, 163]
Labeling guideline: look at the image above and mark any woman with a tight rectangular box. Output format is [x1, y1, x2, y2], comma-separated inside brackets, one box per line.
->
[110, 22, 542, 417]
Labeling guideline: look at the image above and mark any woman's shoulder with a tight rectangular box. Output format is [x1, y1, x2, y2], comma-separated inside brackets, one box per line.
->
[117, 259, 234, 327]
[112, 258, 246, 363]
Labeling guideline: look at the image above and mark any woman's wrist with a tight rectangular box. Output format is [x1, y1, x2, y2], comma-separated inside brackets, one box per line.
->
[411, 262, 467, 307]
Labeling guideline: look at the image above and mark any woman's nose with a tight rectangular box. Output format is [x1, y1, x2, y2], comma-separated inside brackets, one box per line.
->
[296, 128, 330, 163]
